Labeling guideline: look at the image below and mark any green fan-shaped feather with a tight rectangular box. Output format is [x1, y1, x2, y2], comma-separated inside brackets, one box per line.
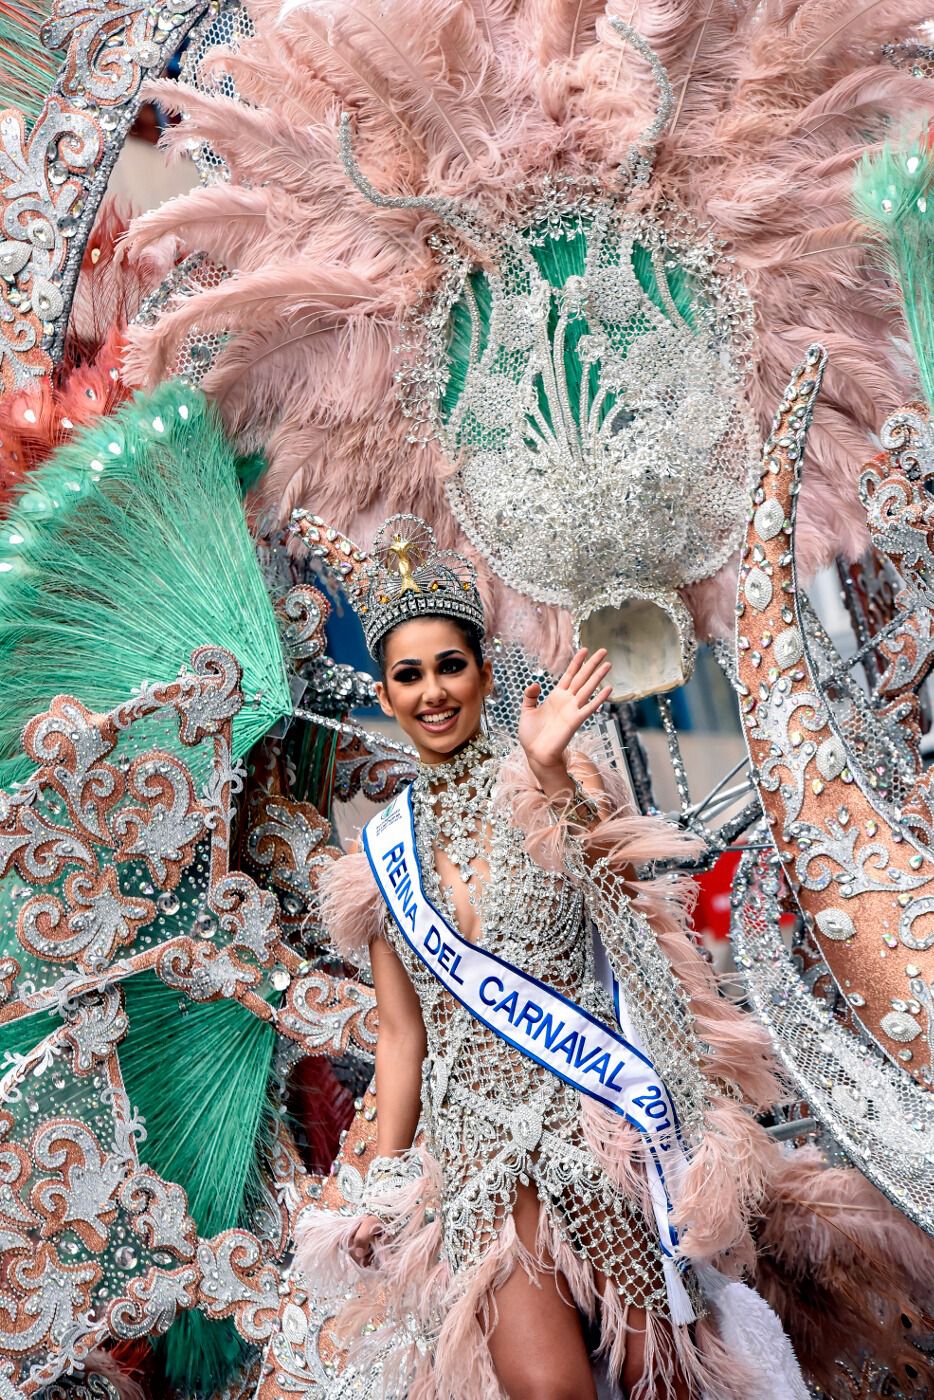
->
[0, 0, 58, 124]
[0, 976, 278, 1395]
[0, 380, 290, 790]
[121, 976, 278, 1394]
[854, 129, 934, 415]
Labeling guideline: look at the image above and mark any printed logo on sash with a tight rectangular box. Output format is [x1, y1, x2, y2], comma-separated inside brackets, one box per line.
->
[363, 786, 697, 1324]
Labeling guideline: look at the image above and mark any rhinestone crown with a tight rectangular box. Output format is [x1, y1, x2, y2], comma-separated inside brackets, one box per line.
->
[290, 511, 485, 657]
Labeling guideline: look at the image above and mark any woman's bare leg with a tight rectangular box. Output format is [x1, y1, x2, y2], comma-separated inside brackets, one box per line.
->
[615, 1298, 691, 1400]
[486, 1183, 598, 1400]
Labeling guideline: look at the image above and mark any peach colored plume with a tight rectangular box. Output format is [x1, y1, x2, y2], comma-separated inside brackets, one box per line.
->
[124, 0, 934, 654]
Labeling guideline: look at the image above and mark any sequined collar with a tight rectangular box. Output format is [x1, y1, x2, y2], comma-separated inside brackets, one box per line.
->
[412, 732, 500, 882]
[414, 732, 497, 789]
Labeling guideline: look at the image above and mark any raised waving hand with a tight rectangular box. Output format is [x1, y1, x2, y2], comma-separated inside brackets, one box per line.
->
[518, 647, 612, 778]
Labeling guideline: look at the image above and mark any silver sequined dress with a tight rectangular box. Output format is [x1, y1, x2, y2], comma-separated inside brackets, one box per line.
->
[379, 737, 670, 1313]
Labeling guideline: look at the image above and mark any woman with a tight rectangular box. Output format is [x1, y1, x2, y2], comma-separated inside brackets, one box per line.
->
[298, 514, 805, 1400]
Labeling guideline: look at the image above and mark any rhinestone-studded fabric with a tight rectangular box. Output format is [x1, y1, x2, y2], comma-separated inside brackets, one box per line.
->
[731, 843, 934, 1236]
[376, 736, 683, 1315]
[737, 349, 934, 1088]
[0, 652, 319, 1391]
[398, 190, 757, 626]
[178, 0, 255, 183]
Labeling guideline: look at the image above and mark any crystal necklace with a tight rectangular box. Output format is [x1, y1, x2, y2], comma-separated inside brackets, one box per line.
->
[412, 733, 499, 883]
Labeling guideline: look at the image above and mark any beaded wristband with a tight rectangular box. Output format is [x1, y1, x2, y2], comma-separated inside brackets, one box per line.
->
[552, 776, 601, 828]
[362, 1153, 422, 1219]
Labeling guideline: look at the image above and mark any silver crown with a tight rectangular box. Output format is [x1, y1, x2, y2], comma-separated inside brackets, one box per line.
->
[290, 511, 485, 657]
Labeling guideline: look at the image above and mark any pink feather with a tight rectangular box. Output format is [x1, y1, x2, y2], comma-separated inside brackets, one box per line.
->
[122, 260, 389, 388]
[532, 0, 607, 64]
[317, 850, 384, 961]
[125, 183, 319, 279]
[80, 1350, 147, 1400]
[754, 1145, 934, 1393]
[124, 0, 934, 647]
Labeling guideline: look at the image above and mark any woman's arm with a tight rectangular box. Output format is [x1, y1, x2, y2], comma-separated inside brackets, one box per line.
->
[348, 931, 426, 1268]
[370, 933, 427, 1156]
[518, 647, 612, 808]
[518, 648, 635, 871]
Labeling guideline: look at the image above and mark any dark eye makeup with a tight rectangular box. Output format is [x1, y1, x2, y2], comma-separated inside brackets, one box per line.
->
[390, 653, 469, 684]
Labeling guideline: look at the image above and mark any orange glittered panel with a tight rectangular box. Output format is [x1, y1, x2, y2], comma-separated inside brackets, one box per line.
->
[737, 347, 931, 1087]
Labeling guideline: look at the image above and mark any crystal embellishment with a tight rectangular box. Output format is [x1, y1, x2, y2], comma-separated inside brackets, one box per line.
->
[815, 735, 846, 781]
[392, 190, 756, 694]
[773, 627, 803, 670]
[880, 1010, 923, 1044]
[753, 499, 785, 541]
[744, 568, 772, 611]
[292, 512, 486, 658]
[815, 908, 856, 942]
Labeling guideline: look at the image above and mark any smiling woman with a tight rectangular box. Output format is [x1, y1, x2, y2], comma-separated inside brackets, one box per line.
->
[375, 618, 493, 758]
[293, 511, 812, 1400]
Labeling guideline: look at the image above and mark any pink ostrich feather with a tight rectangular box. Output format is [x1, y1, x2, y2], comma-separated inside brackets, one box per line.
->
[317, 849, 384, 961]
[124, 0, 934, 649]
[753, 1145, 934, 1394]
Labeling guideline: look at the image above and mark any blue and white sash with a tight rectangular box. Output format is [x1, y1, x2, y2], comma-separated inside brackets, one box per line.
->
[363, 786, 695, 1323]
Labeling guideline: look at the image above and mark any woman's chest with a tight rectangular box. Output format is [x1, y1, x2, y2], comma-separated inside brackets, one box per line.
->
[401, 821, 587, 988]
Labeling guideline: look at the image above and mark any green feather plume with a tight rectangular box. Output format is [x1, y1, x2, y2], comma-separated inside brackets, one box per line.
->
[854, 129, 934, 415]
[0, 976, 278, 1395]
[119, 976, 277, 1247]
[0, 380, 290, 790]
[120, 975, 278, 1395]
[0, 0, 58, 124]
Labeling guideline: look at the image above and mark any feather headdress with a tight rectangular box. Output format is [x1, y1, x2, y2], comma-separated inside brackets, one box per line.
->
[125, 0, 934, 667]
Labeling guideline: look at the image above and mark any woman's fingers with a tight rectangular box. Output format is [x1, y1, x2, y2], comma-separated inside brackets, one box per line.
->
[569, 648, 608, 696]
[575, 660, 611, 707]
[349, 1217, 381, 1267]
[522, 681, 542, 707]
[559, 647, 588, 688]
[581, 684, 613, 719]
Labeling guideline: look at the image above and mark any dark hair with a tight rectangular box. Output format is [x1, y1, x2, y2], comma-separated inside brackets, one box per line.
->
[374, 617, 485, 681]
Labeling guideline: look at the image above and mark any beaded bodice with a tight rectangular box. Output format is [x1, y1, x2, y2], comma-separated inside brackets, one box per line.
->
[408, 735, 593, 995]
[380, 736, 668, 1306]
